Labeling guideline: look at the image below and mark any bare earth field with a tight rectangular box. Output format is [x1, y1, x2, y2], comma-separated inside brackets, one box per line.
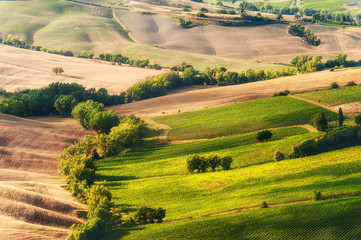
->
[110, 68, 361, 117]
[0, 114, 87, 240]
[0, 45, 162, 94]
[115, 9, 361, 62]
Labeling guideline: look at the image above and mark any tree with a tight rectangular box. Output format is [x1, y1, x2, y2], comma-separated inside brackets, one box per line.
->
[338, 107, 344, 127]
[89, 110, 120, 134]
[52, 67, 64, 75]
[187, 154, 202, 173]
[274, 150, 285, 161]
[206, 155, 220, 172]
[330, 82, 339, 89]
[355, 114, 361, 125]
[311, 113, 328, 131]
[220, 155, 233, 170]
[261, 201, 268, 208]
[313, 191, 323, 201]
[72, 100, 104, 129]
[276, 13, 283, 20]
[54, 95, 78, 116]
[257, 130, 272, 142]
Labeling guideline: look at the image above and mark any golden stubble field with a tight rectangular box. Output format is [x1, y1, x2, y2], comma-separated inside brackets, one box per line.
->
[0, 45, 162, 94]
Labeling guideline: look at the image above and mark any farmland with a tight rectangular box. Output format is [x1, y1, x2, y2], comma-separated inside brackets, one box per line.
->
[154, 97, 337, 140]
[109, 196, 361, 240]
[95, 94, 361, 239]
[296, 84, 361, 106]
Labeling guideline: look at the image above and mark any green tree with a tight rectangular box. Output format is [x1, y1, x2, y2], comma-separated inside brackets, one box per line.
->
[206, 155, 220, 172]
[187, 154, 202, 173]
[338, 107, 344, 127]
[54, 95, 78, 116]
[53, 67, 64, 75]
[311, 113, 328, 131]
[220, 155, 233, 170]
[89, 110, 120, 134]
[355, 114, 361, 125]
[330, 82, 339, 89]
[257, 130, 273, 142]
[72, 100, 104, 129]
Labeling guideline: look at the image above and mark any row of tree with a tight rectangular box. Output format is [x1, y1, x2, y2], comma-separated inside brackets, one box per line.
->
[187, 154, 233, 173]
[289, 24, 320, 46]
[61, 115, 146, 239]
[0, 83, 126, 117]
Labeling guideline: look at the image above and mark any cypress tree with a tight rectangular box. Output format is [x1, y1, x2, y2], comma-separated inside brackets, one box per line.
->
[338, 107, 344, 126]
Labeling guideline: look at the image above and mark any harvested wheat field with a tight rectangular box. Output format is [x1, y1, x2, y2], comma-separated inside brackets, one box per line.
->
[0, 114, 87, 239]
[0, 45, 162, 94]
[110, 68, 361, 117]
[115, 9, 361, 62]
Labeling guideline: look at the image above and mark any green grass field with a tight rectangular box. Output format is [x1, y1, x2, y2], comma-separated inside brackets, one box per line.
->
[0, 0, 282, 71]
[296, 85, 361, 106]
[154, 97, 338, 140]
[96, 126, 316, 179]
[98, 144, 361, 222]
[107, 196, 361, 240]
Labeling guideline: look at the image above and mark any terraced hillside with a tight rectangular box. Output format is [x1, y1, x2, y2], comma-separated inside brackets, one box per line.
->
[0, 114, 86, 240]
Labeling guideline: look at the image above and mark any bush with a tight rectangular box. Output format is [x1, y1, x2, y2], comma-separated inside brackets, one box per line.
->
[67, 218, 106, 240]
[257, 130, 272, 142]
[313, 191, 323, 201]
[273, 150, 285, 161]
[311, 113, 328, 132]
[289, 139, 317, 158]
[355, 114, 361, 125]
[53, 67, 64, 75]
[330, 82, 339, 89]
[261, 201, 268, 208]
[196, 12, 206, 17]
[220, 155, 233, 170]
[273, 90, 290, 97]
[206, 155, 220, 172]
[134, 206, 166, 224]
[345, 81, 356, 87]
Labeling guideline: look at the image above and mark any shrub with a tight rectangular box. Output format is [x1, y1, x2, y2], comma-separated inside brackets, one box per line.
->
[196, 12, 206, 17]
[330, 82, 339, 89]
[310, 113, 328, 132]
[345, 81, 356, 87]
[67, 218, 106, 240]
[206, 155, 220, 171]
[313, 191, 323, 201]
[273, 90, 290, 97]
[257, 130, 272, 142]
[289, 139, 317, 158]
[134, 206, 166, 224]
[355, 114, 361, 125]
[53, 67, 64, 75]
[273, 150, 285, 161]
[220, 155, 233, 170]
[261, 201, 268, 208]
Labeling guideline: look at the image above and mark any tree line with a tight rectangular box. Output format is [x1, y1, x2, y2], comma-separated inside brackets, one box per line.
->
[0, 83, 125, 117]
[289, 24, 320, 46]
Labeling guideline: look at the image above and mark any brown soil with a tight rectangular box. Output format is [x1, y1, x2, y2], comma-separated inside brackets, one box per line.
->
[0, 45, 162, 94]
[0, 114, 87, 239]
[110, 67, 361, 117]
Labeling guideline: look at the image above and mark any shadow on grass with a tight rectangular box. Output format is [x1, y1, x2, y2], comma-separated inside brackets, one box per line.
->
[104, 224, 145, 240]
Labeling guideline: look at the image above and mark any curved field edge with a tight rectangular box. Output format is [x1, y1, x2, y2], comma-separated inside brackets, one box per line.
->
[106, 196, 361, 240]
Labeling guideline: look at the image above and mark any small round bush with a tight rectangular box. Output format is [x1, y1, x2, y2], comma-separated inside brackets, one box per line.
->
[313, 191, 323, 201]
[330, 82, 339, 89]
[261, 201, 268, 208]
[274, 151, 285, 161]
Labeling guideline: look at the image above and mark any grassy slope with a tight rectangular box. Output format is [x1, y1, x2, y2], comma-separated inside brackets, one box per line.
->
[0, 0, 282, 72]
[296, 85, 361, 106]
[108, 196, 361, 240]
[96, 127, 314, 179]
[154, 97, 338, 140]
[99, 144, 361, 221]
